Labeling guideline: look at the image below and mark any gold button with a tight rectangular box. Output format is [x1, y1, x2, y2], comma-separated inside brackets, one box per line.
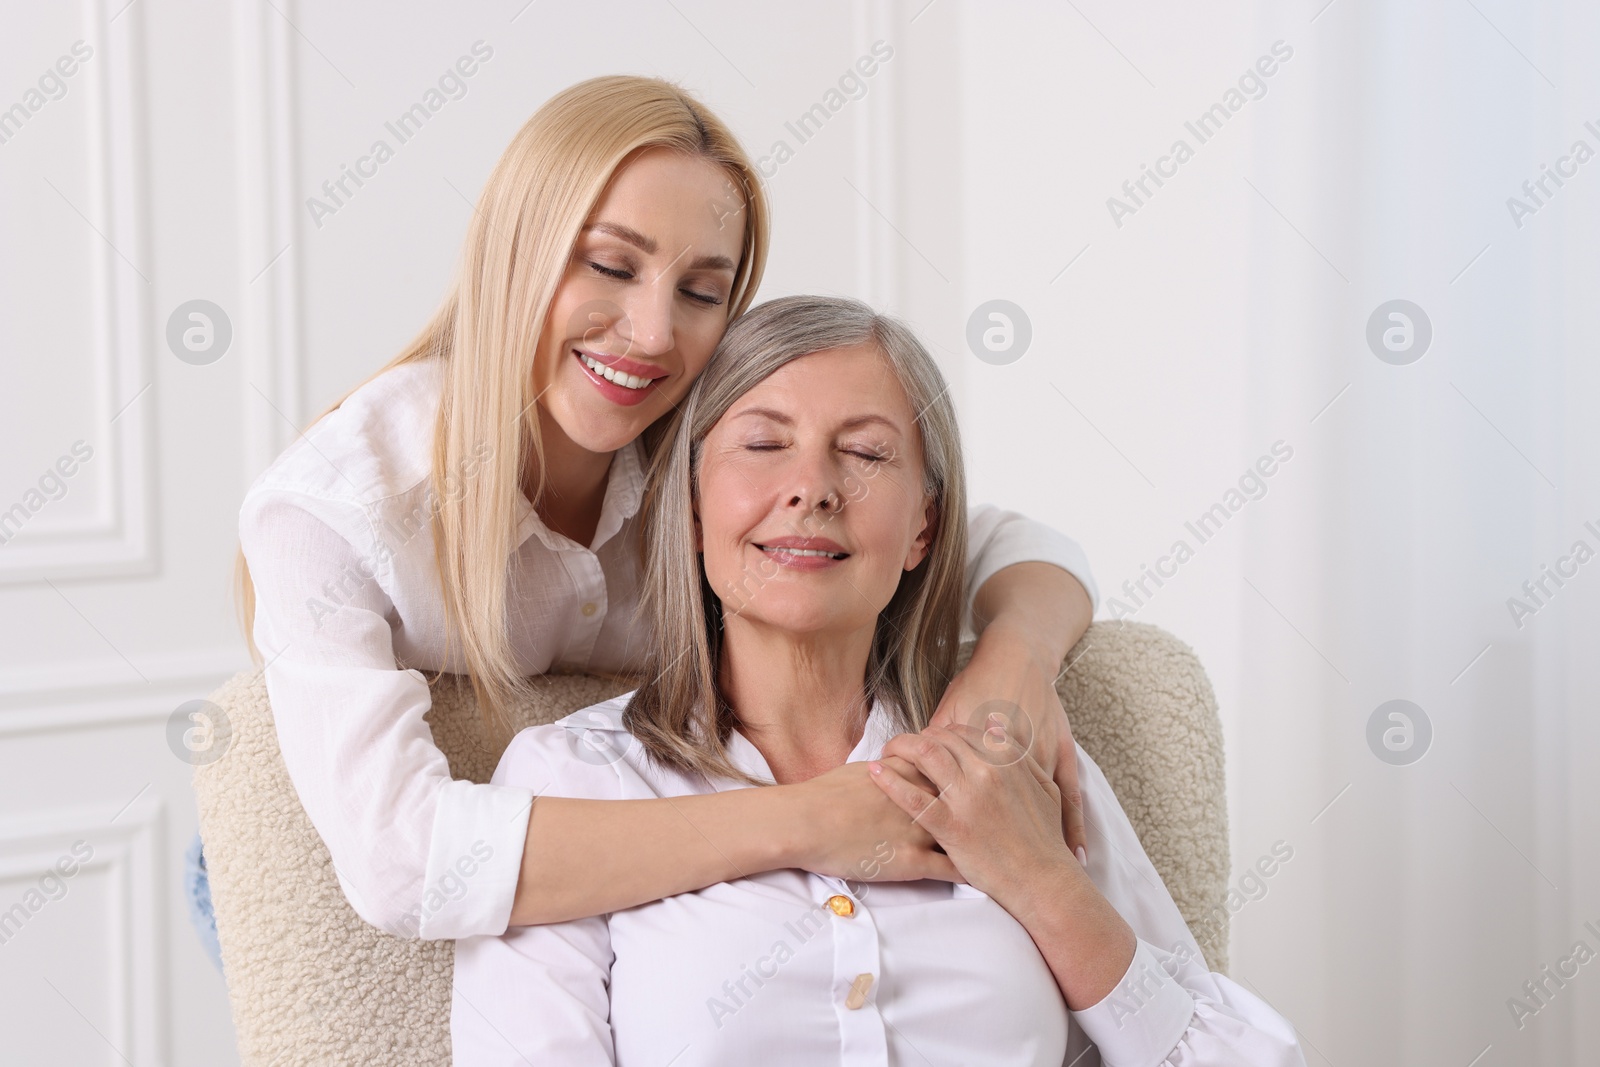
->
[826, 894, 854, 918]
[845, 972, 874, 1010]
[581, 602, 598, 617]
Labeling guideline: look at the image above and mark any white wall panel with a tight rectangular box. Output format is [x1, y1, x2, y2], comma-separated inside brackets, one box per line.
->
[0, 0, 153, 583]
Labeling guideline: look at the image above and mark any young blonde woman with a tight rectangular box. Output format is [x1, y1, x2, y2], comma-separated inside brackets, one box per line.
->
[226, 75, 1098, 945]
[453, 295, 1304, 1066]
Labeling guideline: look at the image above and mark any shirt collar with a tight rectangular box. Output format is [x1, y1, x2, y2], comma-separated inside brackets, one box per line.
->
[512, 437, 647, 554]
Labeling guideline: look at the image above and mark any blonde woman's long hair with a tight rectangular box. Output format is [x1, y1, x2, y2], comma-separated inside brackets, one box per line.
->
[232, 75, 770, 734]
[625, 295, 969, 786]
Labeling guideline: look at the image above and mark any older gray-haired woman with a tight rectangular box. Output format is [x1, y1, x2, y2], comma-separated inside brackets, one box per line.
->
[452, 295, 1305, 1067]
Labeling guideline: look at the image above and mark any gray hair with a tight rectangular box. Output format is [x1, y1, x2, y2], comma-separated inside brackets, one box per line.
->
[625, 295, 969, 785]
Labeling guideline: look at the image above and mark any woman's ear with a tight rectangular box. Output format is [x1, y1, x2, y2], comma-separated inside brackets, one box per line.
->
[904, 495, 938, 571]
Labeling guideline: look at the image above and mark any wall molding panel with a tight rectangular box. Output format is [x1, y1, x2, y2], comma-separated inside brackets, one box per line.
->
[233, 0, 306, 486]
[0, 797, 167, 1066]
[0, 0, 157, 584]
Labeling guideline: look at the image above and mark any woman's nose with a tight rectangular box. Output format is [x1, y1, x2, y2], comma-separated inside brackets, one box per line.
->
[785, 487, 840, 512]
[617, 280, 676, 358]
[781, 452, 845, 521]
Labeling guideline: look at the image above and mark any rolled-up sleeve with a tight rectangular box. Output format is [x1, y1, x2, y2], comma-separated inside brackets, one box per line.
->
[964, 503, 1099, 616]
[1068, 745, 1307, 1066]
[239, 489, 532, 939]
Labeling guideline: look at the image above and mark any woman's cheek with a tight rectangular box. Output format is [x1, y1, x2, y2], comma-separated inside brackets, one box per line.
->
[863, 488, 923, 573]
[704, 532, 751, 601]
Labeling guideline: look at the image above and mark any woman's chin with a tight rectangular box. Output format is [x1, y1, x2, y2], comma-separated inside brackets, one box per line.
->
[722, 602, 871, 639]
[545, 399, 658, 455]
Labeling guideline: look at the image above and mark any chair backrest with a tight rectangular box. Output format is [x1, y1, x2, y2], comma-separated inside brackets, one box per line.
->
[193, 620, 1228, 1066]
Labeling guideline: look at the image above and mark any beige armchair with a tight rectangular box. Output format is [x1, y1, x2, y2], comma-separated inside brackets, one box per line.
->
[194, 620, 1229, 1065]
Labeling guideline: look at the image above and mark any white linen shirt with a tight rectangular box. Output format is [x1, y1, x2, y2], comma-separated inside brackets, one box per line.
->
[451, 695, 1307, 1067]
[237, 355, 1102, 940]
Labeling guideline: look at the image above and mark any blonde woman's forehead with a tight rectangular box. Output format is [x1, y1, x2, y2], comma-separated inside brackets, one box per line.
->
[585, 148, 745, 259]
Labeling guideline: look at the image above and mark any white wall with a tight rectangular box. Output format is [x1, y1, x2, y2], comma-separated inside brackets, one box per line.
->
[0, 1, 1593, 1064]
[910, 3, 1598, 1065]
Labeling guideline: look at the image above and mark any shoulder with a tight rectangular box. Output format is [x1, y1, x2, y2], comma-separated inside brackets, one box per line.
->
[244, 356, 444, 511]
[494, 691, 677, 799]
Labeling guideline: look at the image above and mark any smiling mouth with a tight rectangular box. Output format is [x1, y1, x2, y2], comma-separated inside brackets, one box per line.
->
[575, 349, 660, 391]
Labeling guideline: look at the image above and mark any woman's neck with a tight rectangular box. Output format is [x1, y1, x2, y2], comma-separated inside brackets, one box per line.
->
[718, 618, 876, 785]
[526, 412, 614, 548]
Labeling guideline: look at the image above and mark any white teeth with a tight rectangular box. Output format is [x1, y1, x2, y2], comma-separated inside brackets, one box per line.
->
[581, 353, 650, 390]
[760, 546, 844, 559]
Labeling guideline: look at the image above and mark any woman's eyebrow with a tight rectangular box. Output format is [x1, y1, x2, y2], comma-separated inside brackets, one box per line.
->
[838, 414, 902, 434]
[728, 407, 792, 426]
[731, 407, 903, 434]
[585, 221, 656, 252]
[584, 221, 736, 272]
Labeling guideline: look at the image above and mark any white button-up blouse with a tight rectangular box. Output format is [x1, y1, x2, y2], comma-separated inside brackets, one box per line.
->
[451, 696, 1307, 1067]
[237, 355, 1102, 940]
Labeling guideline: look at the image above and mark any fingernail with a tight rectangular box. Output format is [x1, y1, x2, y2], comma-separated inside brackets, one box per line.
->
[1075, 845, 1087, 867]
[868, 761, 881, 775]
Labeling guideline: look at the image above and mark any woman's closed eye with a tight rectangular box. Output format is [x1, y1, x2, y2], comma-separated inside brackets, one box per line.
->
[741, 440, 889, 463]
[587, 259, 632, 281]
[586, 260, 723, 305]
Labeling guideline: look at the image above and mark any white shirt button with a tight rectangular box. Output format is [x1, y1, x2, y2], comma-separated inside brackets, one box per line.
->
[581, 602, 598, 617]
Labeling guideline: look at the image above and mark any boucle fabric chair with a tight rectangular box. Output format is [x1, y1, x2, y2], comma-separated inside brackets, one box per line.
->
[193, 620, 1229, 1066]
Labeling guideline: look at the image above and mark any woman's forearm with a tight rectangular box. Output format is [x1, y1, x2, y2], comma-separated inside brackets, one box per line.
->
[509, 787, 805, 925]
[1007, 856, 1138, 1011]
[508, 754, 959, 925]
[958, 562, 1093, 804]
[971, 561, 1092, 667]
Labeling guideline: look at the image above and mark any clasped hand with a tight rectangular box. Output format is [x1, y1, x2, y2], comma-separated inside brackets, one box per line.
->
[868, 719, 1086, 907]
